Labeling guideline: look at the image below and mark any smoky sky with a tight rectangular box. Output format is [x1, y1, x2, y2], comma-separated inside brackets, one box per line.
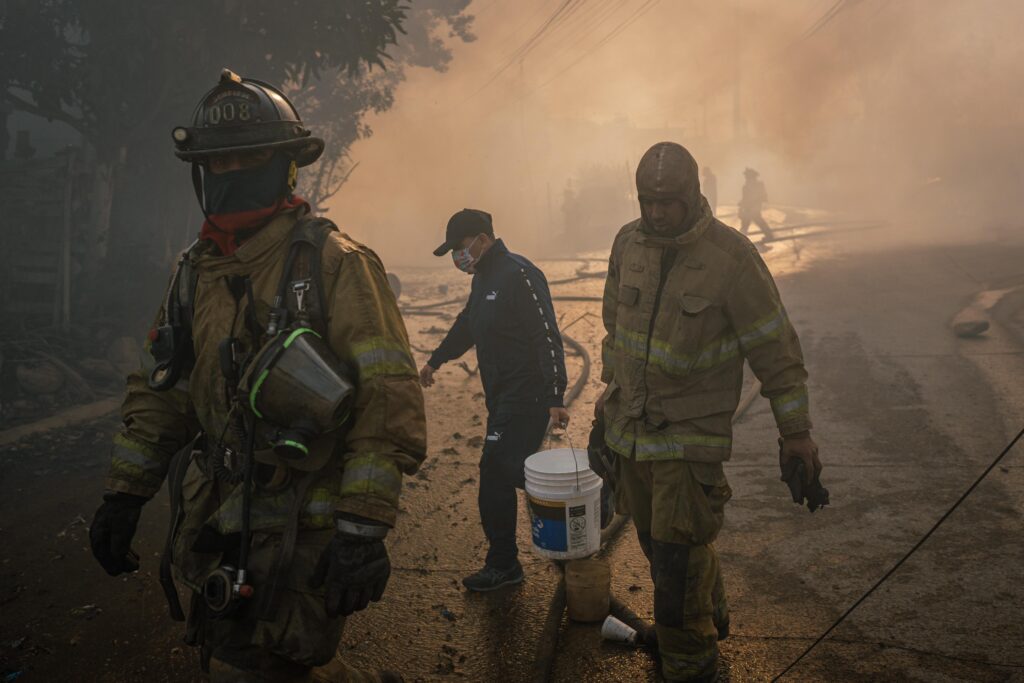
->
[326, 0, 1024, 265]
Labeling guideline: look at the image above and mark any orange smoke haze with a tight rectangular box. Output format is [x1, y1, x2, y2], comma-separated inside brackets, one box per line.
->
[326, 0, 1024, 266]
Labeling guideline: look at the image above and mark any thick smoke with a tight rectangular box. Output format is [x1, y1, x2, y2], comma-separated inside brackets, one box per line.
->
[328, 0, 1024, 264]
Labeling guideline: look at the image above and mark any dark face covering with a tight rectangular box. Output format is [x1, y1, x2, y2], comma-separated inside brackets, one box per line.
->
[202, 152, 292, 215]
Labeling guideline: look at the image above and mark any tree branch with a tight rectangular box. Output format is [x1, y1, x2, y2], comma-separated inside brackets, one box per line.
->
[3, 89, 89, 139]
[319, 160, 360, 206]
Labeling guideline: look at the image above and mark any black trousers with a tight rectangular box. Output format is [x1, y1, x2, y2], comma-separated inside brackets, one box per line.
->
[478, 409, 550, 570]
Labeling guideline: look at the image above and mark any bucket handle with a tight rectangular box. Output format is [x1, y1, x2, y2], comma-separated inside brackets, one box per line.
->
[544, 424, 582, 492]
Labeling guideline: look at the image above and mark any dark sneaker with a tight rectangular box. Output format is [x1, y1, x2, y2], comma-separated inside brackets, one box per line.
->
[461, 563, 525, 592]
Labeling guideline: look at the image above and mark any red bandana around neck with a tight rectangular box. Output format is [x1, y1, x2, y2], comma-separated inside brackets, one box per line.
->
[200, 195, 309, 256]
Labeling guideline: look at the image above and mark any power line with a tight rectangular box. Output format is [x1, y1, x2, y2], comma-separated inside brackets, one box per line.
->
[801, 0, 865, 40]
[485, 1, 553, 55]
[625, 0, 881, 125]
[504, 0, 586, 64]
[527, 0, 624, 68]
[473, 0, 587, 94]
[524, 0, 663, 97]
[771, 422, 1024, 681]
[801, 0, 846, 39]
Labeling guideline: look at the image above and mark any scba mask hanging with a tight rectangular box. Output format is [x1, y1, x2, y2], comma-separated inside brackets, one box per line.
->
[239, 328, 355, 462]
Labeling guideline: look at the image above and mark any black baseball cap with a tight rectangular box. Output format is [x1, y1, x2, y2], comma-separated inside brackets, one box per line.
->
[433, 208, 494, 256]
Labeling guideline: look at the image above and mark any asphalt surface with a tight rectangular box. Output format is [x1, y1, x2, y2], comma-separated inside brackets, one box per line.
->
[2, 224, 1023, 682]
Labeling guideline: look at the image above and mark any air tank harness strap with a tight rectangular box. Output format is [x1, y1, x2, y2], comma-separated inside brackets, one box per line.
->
[266, 216, 337, 338]
[255, 216, 336, 621]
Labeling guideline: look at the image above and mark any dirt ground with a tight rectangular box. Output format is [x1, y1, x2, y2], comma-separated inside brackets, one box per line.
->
[2, 223, 1024, 682]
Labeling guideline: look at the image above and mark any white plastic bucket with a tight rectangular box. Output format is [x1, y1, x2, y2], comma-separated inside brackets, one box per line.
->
[525, 448, 602, 560]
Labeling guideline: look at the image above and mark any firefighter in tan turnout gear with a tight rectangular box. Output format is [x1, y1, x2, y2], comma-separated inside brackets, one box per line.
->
[87, 70, 424, 682]
[599, 142, 821, 681]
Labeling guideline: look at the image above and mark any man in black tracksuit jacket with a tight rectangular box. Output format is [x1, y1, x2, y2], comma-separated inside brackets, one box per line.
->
[421, 208, 569, 591]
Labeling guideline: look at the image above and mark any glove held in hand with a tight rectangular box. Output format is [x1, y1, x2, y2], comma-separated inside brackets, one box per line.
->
[780, 454, 830, 512]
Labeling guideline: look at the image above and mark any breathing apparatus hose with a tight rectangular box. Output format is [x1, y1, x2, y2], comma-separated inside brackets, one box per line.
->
[237, 412, 257, 583]
[236, 278, 263, 585]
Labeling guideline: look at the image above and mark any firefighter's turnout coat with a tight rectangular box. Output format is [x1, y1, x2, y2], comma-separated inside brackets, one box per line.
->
[602, 156, 811, 463]
[106, 207, 426, 594]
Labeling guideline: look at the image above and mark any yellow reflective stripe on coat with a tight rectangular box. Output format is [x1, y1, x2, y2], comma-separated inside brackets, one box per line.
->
[614, 326, 695, 375]
[211, 488, 292, 534]
[614, 325, 743, 376]
[614, 326, 648, 359]
[604, 420, 731, 460]
[770, 386, 809, 425]
[351, 337, 416, 382]
[208, 481, 342, 535]
[736, 307, 787, 353]
[304, 487, 338, 527]
[688, 334, 741, 373]
[339, 453, 403, 508]
[108, 434, 168, 494]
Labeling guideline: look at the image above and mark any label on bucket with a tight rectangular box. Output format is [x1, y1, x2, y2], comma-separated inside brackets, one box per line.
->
[568, 504, 588, 551]
[528, 496, 591, 553]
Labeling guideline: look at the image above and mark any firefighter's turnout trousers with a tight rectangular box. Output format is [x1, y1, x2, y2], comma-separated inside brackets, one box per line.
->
[615, 455, 731, 681]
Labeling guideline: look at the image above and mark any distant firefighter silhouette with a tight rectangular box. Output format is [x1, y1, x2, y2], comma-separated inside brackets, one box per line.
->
[738, 168, 774, 240]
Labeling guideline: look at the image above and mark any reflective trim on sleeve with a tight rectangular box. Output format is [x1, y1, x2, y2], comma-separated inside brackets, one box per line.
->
[108, 434, 169, 493]
[351, 337, 417, 381]
[339, 453, 403, 508]
[736, 307, 787, 353]
[770, 386, 810, 425]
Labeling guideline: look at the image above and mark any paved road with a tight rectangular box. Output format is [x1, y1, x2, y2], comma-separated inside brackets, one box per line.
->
[2, 233, 1023, 682]
[548, 240, 1024, 683]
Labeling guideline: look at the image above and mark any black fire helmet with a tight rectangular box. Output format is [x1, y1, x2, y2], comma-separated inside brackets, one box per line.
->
[171, 68, 324, 168]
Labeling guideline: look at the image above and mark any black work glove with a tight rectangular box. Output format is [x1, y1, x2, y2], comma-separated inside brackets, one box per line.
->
[778, 438, 830, 513]
[310, 529, 391, 617]
[89, 491, 147, 575]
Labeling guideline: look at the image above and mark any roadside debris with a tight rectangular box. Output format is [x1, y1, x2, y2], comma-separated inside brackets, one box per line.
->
[15, 361, 64, 395]
[950, 287, 1019, 338]
[952, 320, 990, 338]
[1, 329, 136, 430]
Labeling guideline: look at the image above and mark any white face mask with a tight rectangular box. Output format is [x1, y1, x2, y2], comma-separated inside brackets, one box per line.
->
[452, 235, 481, 274]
